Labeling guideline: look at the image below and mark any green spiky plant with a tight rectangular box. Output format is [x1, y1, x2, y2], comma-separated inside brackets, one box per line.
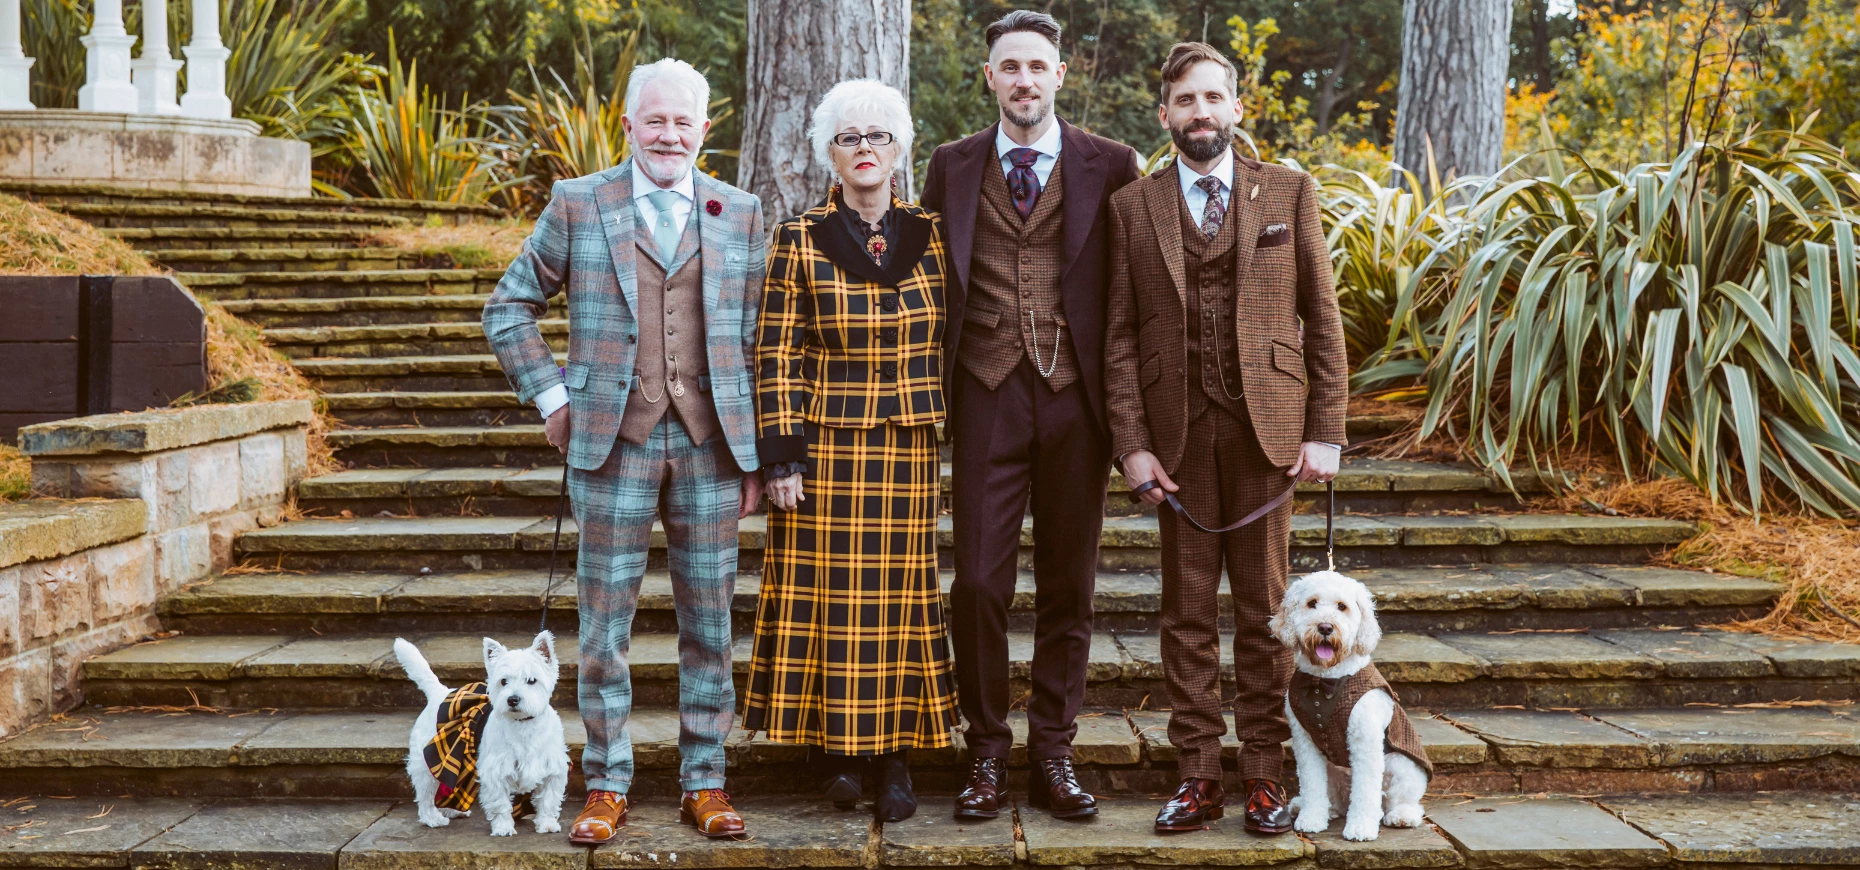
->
[344, 33, 509, 204]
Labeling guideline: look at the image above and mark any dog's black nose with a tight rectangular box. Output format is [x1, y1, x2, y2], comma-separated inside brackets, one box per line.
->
[506, 695, 521, 708]
[1317, 623, 1334, 636]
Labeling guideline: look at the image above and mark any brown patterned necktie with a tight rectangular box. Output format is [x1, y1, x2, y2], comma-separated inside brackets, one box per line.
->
[1196, 175, 1227, 238]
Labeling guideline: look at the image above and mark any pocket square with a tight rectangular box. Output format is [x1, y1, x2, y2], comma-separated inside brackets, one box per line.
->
[1257, 223, 1292, 248]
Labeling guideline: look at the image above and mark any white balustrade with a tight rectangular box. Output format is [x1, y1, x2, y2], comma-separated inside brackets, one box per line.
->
[0, 0, 33, 110]
[132, 0, 182, 113]
[178, 0, 230, 118]
[78, 0, 138, 112]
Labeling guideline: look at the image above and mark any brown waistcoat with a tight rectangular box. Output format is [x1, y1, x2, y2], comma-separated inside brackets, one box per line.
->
[960, 152, 1078, 392]
[1181, 192, 1247, 422]
[619, 217, 719, 446]
[1288, 664, 1434, 777]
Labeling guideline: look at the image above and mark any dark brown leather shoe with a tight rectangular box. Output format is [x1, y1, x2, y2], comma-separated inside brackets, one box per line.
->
[1154, 778, 1224, 832]
[680, 789, 746, 838]
[1025, 756, 1098, 818]
[955, 756, 1005, 820]
[1242, 779, 1293, 835]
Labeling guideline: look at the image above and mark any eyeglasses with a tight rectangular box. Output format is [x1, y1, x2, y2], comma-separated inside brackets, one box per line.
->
[833, 131, 896, 148]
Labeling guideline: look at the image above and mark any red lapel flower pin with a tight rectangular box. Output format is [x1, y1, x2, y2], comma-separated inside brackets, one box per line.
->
[705, 199, 723, 216]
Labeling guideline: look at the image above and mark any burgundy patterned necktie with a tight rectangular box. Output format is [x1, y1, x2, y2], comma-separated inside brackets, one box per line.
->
[1197, 175, 1227, 238]
[1006, 148, 1042, 220]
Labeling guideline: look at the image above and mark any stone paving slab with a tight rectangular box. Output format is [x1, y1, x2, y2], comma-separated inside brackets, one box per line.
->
[1371, 635, 1487, 684]
[0, 711, 287, 769]
[130, 799, 393, 870]
[298, 469, 427, 500]
[1592, 707, 1860, 766]
[386, 632, 583, 682]
[1305, 824, 1464, 869]
[1436, 633, 1659, 681]
[1575, 566, 1777, 608]
[1018, 798, 1309, 865]
[1478, 515, 1695, 546]
[1129, 711, 1241, 764]
[1707, 631, 1860, 678]
[1354, 568, 1533, 612]
[1589, 629, 1772, 679]
[337, 804, 585, 870]
[384, 571, 554, 612]
[880, 808, 1015, 866]
[84, 636, 291, 681]
[235, 712, 411, 766]
[1396, 516, 1503, 547]
[0, 796, 203, 868]
[241, 637, 397, 678]
[1427, 797, 1667, 867]
[1009, 632, 1127, 683]
[587, 799, 871, 868]
[1440, 710, 1654, 769]
[1126, 712, 1483, 767]
[1488, 567, 1637, 610]
[165, 574, 408, 615]
[1598, 793, 1860, 864]
[1410, 716, 1488, 765]
[238, 517, 540, 553]
[0, 499, 148, 569]
[1007, 711, 1140, 766]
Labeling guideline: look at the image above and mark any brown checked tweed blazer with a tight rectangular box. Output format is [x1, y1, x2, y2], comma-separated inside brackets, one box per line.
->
[1103, 154, 1348, 471]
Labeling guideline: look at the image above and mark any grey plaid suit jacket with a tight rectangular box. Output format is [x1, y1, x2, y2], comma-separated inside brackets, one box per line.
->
[482, 159, 768, 473]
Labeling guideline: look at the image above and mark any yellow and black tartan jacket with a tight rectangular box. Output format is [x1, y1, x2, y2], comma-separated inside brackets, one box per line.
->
[422, 682, 533, 817]
[755, 192, 949, 464]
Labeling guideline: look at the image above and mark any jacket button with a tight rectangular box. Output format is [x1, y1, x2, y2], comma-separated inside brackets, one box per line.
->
[881, 295, 898, 312]
[880, 362, 897, 379]
[879, 327, 898, 343]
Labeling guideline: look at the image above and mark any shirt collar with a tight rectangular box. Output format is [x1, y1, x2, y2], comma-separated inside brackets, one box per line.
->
[995, 120, 1063, 160]
[630, 158, 696, 204]
[1176, 147, 1235, 196]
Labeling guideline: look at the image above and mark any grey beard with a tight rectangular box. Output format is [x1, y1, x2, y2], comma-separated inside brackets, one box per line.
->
[1172, 125, 1233, 163]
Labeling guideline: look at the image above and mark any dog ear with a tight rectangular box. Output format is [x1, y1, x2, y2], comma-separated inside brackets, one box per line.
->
[482, 637, 509, 667]
[1267, 581, 1297, 649]
[531, 630, 557, 667]
[1348, 578, 1381, 657]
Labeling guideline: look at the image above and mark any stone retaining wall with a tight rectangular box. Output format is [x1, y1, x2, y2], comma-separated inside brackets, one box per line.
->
[1, 401, 312, 735]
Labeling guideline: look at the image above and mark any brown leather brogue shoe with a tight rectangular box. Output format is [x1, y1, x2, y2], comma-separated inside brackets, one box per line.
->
[1242, 779, 1293, 835]
[1025, 756, 1098, 818]
[954, 756, 1006, 820]
[681, 789, 746, 838]
[1154, 778, 1224, 832]
[568, 790, 628, 845]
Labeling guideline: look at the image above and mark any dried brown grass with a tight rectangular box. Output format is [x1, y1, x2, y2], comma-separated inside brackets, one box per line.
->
[1538, 476, 1860, 642]
[202, 302, 340, 475]
[364, 217, 533, 270]
[0, 444, 31, 502]
[0, 193, 160, 276]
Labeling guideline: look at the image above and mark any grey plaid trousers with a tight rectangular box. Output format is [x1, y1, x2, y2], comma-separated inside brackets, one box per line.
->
[570, 415, 741, 793]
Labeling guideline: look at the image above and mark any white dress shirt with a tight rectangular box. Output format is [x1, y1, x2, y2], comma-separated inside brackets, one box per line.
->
[534, 160, 697, 419]
[1176, 147, 1234, 219]
[995, 120, 1062, 187]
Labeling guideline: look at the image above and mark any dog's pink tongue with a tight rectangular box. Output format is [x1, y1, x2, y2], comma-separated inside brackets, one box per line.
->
[1316, 641, 1337, 662]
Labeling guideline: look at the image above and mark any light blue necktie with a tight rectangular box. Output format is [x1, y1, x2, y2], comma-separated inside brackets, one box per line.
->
[645, 189, 681, 264]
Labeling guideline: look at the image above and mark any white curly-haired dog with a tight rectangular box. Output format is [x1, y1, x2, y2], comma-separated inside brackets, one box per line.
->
[395, 632, 569, 837]
[1268, 570, 1431, 842]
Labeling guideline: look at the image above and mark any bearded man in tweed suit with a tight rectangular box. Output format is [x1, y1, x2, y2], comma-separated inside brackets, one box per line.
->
[482, 58, 763, 843]
[1104, 43, 1347, 835]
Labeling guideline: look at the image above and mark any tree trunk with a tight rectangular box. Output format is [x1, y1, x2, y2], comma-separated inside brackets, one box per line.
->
[1392, 0, 1513, 189]
[1528, 0, 1554, 92]
[1315, 37, 1354, 135]
[739, 0, 911, 224]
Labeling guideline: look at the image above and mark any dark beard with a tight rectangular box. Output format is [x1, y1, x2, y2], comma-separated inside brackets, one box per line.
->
[1171, 122, 1233, 163]
[1001, 93, 1052, 131]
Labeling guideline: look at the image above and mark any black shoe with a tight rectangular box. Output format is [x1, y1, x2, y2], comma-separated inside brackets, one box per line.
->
[955, 756, 1006, 820]
[873, 750, 917, 822]
[817, 749, 864, 810]
[1025, 757, 1098, 818]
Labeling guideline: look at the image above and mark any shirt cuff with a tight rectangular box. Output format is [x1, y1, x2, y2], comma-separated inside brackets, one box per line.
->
[535, 384, 569, 419]
[1310, 441, 1342, 452]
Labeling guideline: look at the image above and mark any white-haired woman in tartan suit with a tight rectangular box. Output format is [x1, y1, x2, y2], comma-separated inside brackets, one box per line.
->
[743, 79, 957, 823]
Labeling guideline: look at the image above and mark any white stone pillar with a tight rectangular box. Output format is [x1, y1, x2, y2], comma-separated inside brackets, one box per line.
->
[0, 0, 34, 110]
[79, 0, 138, 112]
[131, 0, 182, 113]
[178, 0, 229, 119]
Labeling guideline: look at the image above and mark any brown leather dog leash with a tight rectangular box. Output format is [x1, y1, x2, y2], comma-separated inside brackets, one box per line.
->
[1130, 478, 1337, 570]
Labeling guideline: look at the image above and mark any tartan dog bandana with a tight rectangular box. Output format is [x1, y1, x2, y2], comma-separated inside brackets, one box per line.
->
[423, 682, 534, 817]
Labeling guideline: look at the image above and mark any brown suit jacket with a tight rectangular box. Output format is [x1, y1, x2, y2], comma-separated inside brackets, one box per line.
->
[1104, 154, 1348, 471]
[919, 117, 1142, 431]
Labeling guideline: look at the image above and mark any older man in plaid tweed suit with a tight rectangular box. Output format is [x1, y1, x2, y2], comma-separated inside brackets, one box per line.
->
[1106, 43, 1346, 836]
[482, 58, 764, 844]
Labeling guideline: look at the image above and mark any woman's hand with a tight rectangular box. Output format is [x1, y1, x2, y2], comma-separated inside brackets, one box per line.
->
[767, 474, 806, 511]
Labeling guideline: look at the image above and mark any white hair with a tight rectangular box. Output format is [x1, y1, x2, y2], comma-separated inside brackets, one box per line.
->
[625, 57, 710, 121]
[808, 79, 914, 170]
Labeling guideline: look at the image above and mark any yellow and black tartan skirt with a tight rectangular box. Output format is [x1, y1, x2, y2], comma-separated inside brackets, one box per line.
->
[741, 422, 957, 754]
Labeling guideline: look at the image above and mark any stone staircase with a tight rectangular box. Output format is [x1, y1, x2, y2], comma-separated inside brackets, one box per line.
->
[4, 181, 1857, 868]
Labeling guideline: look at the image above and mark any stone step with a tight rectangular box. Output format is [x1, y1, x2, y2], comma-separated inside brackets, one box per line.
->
[74, 625, 1860, 712]
[0, 792, 1851, 870]
[6, 179, 500, 223]
[298, 459, 1535, 516]
[232, 511, 1698, 573]
[218, 294, 545, 329]
[266, 321, 567, 360]
[152, 246, 421, 273]
[323, 391, 533, 427]
[178, 268, 503, 301]
[161, 565, 1778, 636]
[303, 358, 553, 400]
[42, 201, 412, 230]
[107, 225, 381, 249]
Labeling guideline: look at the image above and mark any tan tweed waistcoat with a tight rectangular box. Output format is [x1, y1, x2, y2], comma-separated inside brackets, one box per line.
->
[1181, 191, 1246, 422]
[1288, 664, 1434, 777]
[961, 151, 1078, 392]
[619, 217, 719, 445]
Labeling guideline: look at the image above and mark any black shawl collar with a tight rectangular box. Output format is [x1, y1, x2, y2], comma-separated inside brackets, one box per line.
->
[805, 193, 932, 288]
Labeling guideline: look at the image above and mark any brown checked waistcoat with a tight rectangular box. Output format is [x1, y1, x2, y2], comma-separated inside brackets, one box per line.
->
[619, 217, 719, 446]
[1181, 191, 1247, 423]
[1288, 664, 1434, 777]
[960, 151, 1078, 392]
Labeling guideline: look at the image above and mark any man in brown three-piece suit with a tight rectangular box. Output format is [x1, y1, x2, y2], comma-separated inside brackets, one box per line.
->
[918, 10, 1141, 822]
[1104, 43, 1347, 835]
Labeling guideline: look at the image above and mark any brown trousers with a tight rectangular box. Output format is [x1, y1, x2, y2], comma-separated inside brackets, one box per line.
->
[949, 359, 1109, 759]
[1160, 403, 1293, 782]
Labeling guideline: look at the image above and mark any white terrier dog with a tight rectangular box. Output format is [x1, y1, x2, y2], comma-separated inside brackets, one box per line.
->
[1268, 571, 1430, 842]
[394, 632, 569, 837]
